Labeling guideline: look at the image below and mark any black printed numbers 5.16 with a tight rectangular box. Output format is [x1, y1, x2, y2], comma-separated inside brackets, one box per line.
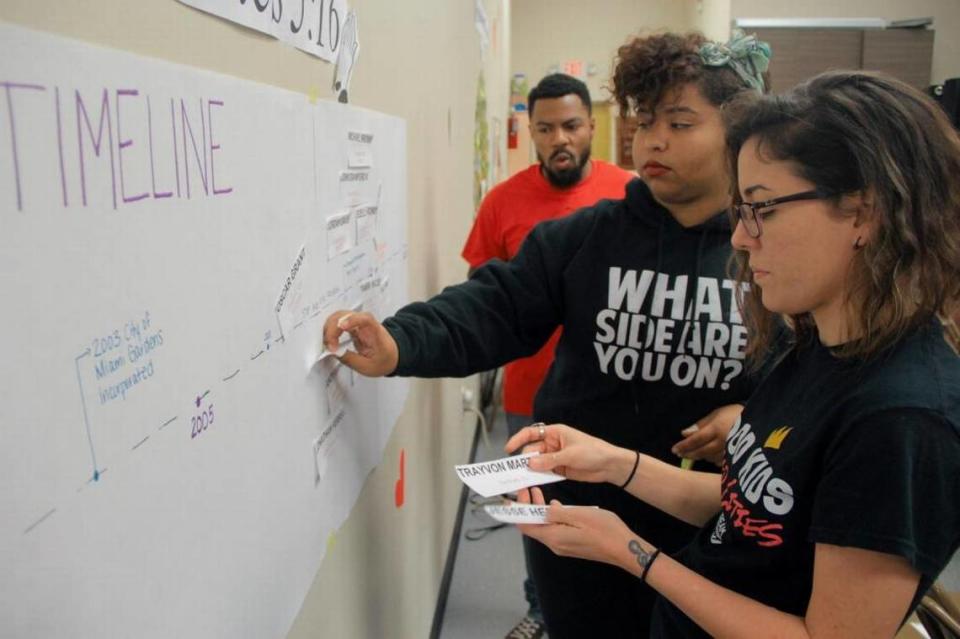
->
[316, 0, 341, 49]
[191, 404, 215, 439]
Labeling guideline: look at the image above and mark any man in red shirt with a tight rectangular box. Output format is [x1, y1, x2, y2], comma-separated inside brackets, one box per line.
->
[461, 73, 634, 639]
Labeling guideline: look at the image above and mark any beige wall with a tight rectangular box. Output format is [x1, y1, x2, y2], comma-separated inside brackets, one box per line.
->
[732, 0, 960, 84]
[691, 0, 733, 41]
[0, 0, 509, 637]
[510, 0, 695, 102]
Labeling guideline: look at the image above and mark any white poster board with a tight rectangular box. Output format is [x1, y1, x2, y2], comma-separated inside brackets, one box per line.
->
[0, 23, 408, 638]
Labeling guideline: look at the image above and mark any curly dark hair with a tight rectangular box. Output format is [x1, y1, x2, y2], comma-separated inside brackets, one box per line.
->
[611, 31, 765, 116]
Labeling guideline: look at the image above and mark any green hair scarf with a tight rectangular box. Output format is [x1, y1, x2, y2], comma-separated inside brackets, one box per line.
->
[699, 29, 772, 93]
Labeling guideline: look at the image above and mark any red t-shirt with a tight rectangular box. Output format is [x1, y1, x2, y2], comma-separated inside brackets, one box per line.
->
[461, 160, 635, 415]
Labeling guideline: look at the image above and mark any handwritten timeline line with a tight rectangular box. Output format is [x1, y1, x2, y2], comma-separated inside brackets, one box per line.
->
[24, 508, 57, 535]
[51, 270, 391, 536]
[74, 348, 100, 482]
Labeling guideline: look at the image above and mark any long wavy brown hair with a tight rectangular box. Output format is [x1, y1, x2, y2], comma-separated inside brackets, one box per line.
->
[724, 71, 960, 362]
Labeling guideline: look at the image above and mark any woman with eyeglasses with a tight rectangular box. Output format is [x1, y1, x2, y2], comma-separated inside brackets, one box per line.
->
[507, 70, 960, 638]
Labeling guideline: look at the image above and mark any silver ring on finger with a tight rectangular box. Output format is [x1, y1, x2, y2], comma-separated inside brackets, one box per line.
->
[531, 422, 546, 440]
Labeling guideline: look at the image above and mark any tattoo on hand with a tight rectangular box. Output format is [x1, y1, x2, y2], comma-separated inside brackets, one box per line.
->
[628, 539, 653, 568]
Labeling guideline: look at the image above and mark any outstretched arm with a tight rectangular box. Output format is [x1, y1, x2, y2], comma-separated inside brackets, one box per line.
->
[327, 210, 597, 378]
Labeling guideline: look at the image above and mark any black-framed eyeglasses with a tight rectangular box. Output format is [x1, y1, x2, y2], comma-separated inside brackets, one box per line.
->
[729, 190, 825, 238]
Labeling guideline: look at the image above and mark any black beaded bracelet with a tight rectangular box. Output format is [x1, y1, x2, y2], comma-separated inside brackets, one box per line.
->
[640, 548, 661, 583]
[620, 450, 640, 489]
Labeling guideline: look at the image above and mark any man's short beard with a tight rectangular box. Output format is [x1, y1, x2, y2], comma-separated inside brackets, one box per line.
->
[540, 148, 591, 188]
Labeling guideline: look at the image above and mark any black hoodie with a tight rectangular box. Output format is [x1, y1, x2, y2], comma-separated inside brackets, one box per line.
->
[385, 178, 756, 549]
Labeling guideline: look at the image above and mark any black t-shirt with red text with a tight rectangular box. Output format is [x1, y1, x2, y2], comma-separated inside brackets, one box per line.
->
[652, 321, 960, 637]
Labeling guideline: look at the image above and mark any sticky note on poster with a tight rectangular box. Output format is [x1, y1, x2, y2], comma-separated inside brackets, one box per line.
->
[356, 275, 382, 316]
[339, 169, 370, 206]
[347, 131, 374, 168]
[355, 204, 377, 244]
[454, 453, 565, 498]
[313, 408, 346, 484]
[358, 275, 381, 297]
[326, 210, 354, 259]
[275, 245, 307, 332]
[323, 360, 354, 417]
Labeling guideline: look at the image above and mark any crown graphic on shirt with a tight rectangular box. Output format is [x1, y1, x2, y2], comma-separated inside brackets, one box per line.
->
[763, 426, 793, 450]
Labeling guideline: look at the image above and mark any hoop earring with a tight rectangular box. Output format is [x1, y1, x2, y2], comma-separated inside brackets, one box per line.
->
[853, 236, 865, 250]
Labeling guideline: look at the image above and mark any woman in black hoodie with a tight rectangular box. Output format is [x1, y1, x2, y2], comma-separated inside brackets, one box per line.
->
[323, 31, 772, 637]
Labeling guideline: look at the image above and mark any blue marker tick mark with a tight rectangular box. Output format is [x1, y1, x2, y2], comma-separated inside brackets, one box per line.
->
[75, 348, 101, 483]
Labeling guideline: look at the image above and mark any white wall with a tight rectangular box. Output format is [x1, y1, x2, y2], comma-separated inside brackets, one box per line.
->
[0, 1, 510, 637]
[732, 0, 960, 84]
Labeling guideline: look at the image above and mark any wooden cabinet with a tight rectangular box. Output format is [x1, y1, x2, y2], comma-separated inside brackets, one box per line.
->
[616, 115, 639, 170]
[751, 27, 934, 93]
[862, 29, 936, 90]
